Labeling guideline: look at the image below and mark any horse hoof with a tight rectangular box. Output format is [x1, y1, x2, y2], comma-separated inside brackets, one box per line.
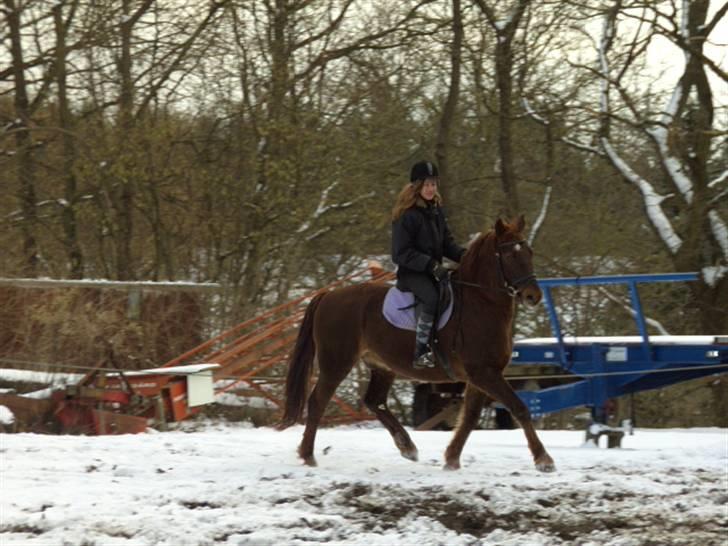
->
[301, 456, 318, 467]
[443, 460, 460, 471]
[535, 456, 555, 473]
[401, 449, 419, 462]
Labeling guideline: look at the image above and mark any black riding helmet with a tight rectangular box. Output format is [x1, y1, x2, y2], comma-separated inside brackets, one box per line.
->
[410, 160, 439, 183]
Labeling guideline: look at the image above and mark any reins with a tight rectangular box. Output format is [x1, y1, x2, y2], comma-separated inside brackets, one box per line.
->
[495, 239, 535, 297]
[450, 278, 480, 288]
[451, 239, 534, 298]
[448, 235, 536, 354]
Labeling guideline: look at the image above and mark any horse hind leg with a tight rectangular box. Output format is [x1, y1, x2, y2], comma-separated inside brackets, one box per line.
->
[363, 366, 418, 462]
[297, 348, 357, 466]
[443, 383, 488, 470]
[471, 369, 556, 472]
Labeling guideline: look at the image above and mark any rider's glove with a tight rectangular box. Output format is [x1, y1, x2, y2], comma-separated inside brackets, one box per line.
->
[430, 261, 448, 282]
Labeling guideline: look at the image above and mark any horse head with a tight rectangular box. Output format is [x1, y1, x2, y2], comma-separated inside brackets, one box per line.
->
[494, 215, 542, 305]
[460, 215, 542, 306]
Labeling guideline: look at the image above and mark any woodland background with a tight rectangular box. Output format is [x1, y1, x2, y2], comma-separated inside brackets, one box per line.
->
[1, 0, 726, 425]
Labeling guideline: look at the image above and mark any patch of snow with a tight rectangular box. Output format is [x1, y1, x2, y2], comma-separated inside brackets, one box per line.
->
[0, 426, 725, 545]
[21, 387, 55, 400]
[214, 392, 277, 409]
[0, 405, 14, 425]
[702, 265, 727, 287]
[109, 363, 219, 377]
[0, 368, 83, 387]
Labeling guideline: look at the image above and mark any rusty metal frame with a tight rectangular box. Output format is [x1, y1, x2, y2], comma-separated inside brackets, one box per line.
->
[160, 265, 396, 424]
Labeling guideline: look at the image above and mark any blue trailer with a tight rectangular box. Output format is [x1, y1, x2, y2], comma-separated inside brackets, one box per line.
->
[511, 273, 728, 438]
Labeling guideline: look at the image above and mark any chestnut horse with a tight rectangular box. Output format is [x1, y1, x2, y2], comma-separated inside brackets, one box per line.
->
[278, 216, 555, 472]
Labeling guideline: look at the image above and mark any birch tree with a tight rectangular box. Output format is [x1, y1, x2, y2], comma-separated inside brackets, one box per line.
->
[556, 1, 728, 331]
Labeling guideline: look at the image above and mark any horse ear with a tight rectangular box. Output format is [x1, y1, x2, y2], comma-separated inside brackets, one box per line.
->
[495, 218, 506, 237]
[516, 214, 526, 232]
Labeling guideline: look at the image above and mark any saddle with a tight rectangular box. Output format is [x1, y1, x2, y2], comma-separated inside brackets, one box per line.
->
[382, 282, 454, 332]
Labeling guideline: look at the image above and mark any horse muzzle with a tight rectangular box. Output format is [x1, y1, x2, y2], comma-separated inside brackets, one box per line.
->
[518, 281, 542, 306]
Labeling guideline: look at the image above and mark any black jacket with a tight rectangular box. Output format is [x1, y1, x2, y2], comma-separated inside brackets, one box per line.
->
[391, 200, 465, 278]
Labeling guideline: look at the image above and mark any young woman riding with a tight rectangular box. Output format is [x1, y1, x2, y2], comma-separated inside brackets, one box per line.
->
[391, 160, 465, 369]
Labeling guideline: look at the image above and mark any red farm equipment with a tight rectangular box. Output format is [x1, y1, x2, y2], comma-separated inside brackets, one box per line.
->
[50, 363, 219, 434]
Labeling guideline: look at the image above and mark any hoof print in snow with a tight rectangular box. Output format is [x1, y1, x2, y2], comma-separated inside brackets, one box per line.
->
[181, 500, 221, 510]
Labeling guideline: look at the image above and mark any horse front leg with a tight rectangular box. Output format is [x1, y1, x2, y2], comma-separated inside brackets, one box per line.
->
[363, 367, 418, 461]
[470, 369, 556, 472]
[443, 383, 488, 470]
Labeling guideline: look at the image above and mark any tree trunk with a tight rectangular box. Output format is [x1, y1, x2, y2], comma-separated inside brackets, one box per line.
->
[112, 0, 142, 280]
[5, 0, 38, 276]
[474, 0, 531, 217]
[54, 2, 84, 278]
[435, 0, 463, 206]
[672, 0, 725, 333]
[494, 39, 520, 216]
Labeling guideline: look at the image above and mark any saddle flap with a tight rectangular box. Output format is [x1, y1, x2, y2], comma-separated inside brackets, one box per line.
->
[382, 284, 454, 332]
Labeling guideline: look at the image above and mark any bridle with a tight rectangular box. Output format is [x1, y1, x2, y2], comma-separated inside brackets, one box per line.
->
[451, 236, 537, 352]
[495, 239, 536, 297]
[453, 239, 535, 298]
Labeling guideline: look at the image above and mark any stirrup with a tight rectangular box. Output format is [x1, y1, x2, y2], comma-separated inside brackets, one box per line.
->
[413, 351, 436, 369]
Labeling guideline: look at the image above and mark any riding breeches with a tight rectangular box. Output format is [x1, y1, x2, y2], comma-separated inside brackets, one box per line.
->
[396, 271, 439, 316]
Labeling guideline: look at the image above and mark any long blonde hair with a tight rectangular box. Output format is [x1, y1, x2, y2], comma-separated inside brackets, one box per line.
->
[391, 181, 443, 221]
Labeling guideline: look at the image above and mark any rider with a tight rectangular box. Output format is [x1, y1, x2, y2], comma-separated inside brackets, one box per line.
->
[391, 160, 465, 369]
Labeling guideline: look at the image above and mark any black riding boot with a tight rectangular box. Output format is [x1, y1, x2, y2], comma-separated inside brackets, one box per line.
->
[413, 312, 436, 369]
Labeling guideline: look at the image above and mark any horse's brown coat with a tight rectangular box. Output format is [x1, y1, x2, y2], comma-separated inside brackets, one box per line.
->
[280, 217, 555, 472]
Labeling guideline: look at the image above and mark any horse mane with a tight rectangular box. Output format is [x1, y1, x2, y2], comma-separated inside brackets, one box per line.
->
[456, 216, 527, 285]
[457, 231, 494, 282]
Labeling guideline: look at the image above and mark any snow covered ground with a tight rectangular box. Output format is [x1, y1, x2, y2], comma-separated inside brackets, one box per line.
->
[1, 424, 726, 545]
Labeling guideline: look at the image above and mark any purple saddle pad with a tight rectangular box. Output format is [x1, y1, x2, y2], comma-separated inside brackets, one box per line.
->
[382, 285, 454, 331]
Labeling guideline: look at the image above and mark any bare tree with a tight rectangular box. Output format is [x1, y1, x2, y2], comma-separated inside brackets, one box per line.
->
[472, 0, 531, 216]
[53, 1, 84, 278]
[435, 0, 464, 205]
[3, 0, 43, 275]
[550, 1, 728, 331]
[92, 0, 226, 280]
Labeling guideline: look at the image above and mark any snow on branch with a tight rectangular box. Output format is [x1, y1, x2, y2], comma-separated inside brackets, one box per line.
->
[647, 85, 694, 203]
[709, 169, 728, 189]
[296, 181, 374, 235]
[521, 98, 548, 125]
[596, 8, 682, 256]
[562, 137, 604, 156]
[595, 286, 670, 336]
[680, 0, 691, 64]
[296, 181, 340, 233]
[521, 98, 605, 156]
[528, 186, 551, 246]
[702, 265, 727, 288]
[601, 138, 682, 254]
[708, 210, 728, 260]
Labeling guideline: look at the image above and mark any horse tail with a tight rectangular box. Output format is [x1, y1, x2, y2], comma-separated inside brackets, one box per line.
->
[278, 292, 325, 430]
